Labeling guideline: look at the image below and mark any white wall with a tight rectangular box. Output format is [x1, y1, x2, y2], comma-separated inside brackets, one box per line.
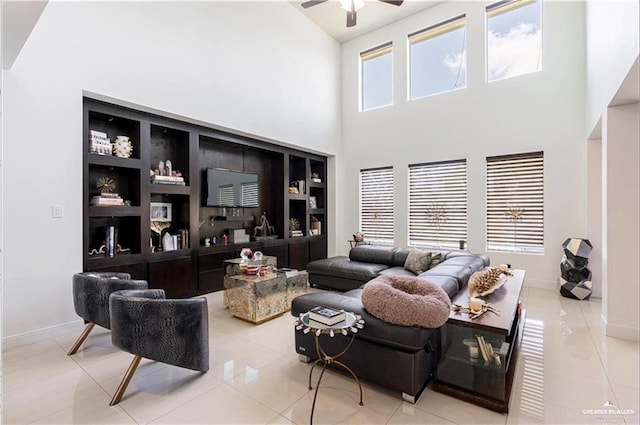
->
[586, 137, 602, 297]
[2, 1, 340, 339]
[601, 103, 640, 341]
[339, 1, 586, 287]
[585, 0, 639, 134]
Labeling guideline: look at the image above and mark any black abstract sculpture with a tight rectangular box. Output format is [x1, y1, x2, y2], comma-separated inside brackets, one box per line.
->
[558, 238, 593, 300]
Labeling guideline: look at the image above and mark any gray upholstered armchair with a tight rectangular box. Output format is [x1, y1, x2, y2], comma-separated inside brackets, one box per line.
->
[108, 289, 209, 405]
[69, 272, 148, 355]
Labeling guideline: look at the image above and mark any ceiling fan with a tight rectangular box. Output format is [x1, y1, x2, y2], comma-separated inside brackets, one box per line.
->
[301, 0, 404, 28]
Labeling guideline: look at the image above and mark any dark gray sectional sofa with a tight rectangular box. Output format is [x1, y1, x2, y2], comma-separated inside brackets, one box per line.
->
[292, 245, 489, 403]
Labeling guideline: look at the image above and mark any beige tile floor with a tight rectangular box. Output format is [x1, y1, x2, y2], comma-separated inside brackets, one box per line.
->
[2, 287, 639, 425]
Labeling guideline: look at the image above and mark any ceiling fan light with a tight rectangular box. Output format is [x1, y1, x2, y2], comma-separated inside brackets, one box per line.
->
[339, 0, 365, 11]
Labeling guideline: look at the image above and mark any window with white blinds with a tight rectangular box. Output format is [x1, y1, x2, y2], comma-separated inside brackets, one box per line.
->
[486, 151, 544, 254]
[408, 160, 467, 249]
[360, 167, 394, 245]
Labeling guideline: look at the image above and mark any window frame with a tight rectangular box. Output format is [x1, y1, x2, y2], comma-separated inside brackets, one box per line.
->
[408, 159, 468, 249]
[486, 151, 544, 254]
[359, 166, 394, 246]
[485, 0, 543, 83]
[408, 14, 467, 101]
[360, 42, 394, 112]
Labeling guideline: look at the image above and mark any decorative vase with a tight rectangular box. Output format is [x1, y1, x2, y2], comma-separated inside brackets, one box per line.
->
[240, 248, 253, 261]
[113, 136, 133, 158]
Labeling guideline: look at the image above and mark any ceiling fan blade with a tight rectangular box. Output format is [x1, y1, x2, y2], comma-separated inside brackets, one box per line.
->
[346, 7, 357, 27]
[378, 0, 404, 5]
[301, 0, 328, 9]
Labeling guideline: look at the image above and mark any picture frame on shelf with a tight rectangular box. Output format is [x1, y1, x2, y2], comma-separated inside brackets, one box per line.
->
[309, 196, 317, 209]
[150, 202, 172, 222]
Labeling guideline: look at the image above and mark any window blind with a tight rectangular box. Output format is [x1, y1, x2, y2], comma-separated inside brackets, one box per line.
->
[360, 167, 394, 245]
[360, 42, 393, 61]
[486, 151, 544, 253]
[486, 0, 538, 18]
[409, 159, 467, 249]
[408, 15, 466, 45]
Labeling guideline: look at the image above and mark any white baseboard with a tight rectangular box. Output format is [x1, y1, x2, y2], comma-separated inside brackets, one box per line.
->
[2, 320, 84, 352]
[524, 278, 603, 299]
[601, 316, 640, 341]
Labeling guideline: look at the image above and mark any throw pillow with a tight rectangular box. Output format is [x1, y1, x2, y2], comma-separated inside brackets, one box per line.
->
[404, 249, 432, 275]
[428, 252, 442, 269]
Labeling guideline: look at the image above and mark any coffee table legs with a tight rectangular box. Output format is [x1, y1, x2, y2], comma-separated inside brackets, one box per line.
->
[308, 333, 363, 425]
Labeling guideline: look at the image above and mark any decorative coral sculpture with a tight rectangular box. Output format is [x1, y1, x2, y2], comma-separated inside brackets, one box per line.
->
[468, 267, 513, 297]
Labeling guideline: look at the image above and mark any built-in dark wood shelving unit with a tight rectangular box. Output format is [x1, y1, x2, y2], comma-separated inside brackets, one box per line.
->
[83, 97, 328, 298]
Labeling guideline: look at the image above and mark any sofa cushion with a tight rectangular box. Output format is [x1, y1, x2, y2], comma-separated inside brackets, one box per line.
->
[392, 247, 412, 267]
[404, 249, 432, 274]
[377, 266, 417, 278]
[419, 265, 474, 289]
[349, 245, 396, 266]
[308, 256, 389, 282]
[420, 275, 460, 298]
[439, 255, 486, 271]
[362, 276, 451, 328]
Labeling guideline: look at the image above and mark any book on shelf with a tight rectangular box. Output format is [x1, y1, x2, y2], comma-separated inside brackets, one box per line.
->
[151, 180, 186, 186]
[90, 130, 108, 138]
[91, 194, 124, 206]
[309, 306, 345, 326]
[151, 175, 184, 182]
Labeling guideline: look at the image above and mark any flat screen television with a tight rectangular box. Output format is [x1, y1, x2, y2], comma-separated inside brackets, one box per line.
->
[206, 168, 259, 207]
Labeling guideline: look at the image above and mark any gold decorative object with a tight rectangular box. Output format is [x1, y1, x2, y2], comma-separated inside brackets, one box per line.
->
[96, 177, 116, 194]
[150, 221, 171, 235]
[468, 267, 513, 298]
[289, 218, 300, 231]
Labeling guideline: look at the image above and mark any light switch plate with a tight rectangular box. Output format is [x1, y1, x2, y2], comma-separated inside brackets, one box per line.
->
[52, 205, 64, 218]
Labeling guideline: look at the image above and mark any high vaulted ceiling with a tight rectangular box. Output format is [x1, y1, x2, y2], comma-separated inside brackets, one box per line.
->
[288, 0, 441, 43]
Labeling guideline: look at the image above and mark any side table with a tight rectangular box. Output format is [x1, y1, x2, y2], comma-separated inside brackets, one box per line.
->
[294, 311, 365, 425]
[433, 269, 526, 413]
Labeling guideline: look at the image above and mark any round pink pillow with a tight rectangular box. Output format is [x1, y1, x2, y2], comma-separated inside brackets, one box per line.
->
[362, 275, 451, 328]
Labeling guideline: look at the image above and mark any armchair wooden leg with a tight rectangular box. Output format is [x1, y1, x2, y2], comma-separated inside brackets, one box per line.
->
[110, 355, 142, 406]
[67, 322, 96, 355]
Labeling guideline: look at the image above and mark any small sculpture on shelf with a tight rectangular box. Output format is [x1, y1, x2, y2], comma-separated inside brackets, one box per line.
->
[289, 218, 303, 237]
[254, 212, 277, 240]
[150, 164, 185, 186]
[96, 177, 116, 194]
[113, 136, 133, 158]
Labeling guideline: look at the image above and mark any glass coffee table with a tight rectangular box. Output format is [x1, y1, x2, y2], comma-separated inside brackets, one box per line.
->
[294, 310, 365, 425]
